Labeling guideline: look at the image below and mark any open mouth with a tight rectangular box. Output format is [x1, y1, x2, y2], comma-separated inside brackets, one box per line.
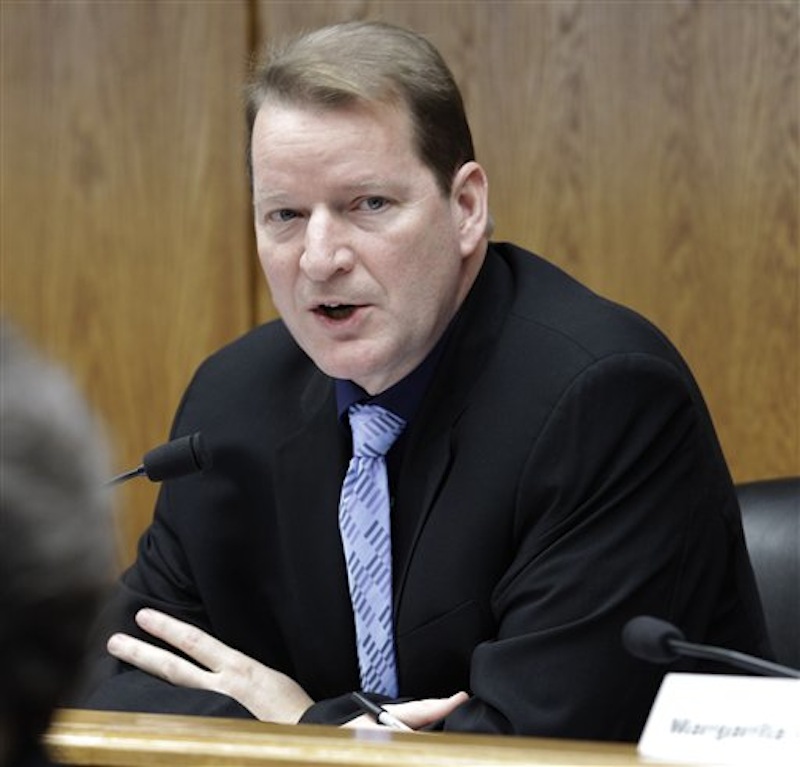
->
[315, 303, 358, 320]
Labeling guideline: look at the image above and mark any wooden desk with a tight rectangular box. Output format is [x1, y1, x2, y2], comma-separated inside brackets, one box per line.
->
[46, 709, 688, 767]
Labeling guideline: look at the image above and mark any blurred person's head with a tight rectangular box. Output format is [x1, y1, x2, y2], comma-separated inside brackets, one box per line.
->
[0, 321, 115, 765]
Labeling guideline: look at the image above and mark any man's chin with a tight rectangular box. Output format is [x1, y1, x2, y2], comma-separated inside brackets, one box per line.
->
[314, 355, 396, 395]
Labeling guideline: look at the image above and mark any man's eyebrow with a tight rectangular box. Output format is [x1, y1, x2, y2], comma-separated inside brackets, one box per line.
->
[254, 179, 402, 204]
[253, 190, 292, 208]
[342, 177, 398, 192]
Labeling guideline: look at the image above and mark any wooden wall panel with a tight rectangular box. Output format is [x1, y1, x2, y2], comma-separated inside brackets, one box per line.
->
[255, 0, 799, 482]
[0, 0, 252, 564]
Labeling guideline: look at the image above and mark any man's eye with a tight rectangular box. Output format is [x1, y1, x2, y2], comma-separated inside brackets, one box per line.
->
[269, 209, 299, 223]
[358, 196, 389, 212]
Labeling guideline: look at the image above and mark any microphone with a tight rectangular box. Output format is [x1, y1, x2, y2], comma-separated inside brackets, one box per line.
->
[105, 432, 212, 486]
[623, 615, 800, 679]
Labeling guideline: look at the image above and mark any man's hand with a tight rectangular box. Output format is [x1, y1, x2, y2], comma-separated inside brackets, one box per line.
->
[343, 691, 470, 731]
[108, 608, 469, 731]
[106, 608, 313, 723]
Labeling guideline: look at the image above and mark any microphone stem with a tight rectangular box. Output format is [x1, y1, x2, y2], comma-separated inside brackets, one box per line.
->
[104, 465, 145, 487]
[672, 639, 800, 679]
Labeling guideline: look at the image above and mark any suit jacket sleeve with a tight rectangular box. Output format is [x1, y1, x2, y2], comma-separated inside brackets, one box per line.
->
[438, 352, 758, 739]
[80, 480, 255, 718]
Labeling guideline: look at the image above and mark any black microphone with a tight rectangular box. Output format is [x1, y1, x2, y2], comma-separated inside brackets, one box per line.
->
[105, 432, 212, 486]
[623, 615, 800, 679]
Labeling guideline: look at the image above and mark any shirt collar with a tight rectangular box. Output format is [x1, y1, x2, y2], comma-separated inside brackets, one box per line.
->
[335, 330, 450, 425]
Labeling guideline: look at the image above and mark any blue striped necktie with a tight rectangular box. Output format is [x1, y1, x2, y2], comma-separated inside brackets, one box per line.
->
[338, 403, 406, 696]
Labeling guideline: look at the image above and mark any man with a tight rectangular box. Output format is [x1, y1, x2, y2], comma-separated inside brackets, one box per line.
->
[84, 21, 770, 740]
[1, 322, 114, 766]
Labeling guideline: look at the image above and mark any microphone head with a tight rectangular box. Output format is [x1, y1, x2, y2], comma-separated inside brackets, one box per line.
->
[623, 615, 685, 664]
[142, 432, 211, 482]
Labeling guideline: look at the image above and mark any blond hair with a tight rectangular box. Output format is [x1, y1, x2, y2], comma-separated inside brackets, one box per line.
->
[246, 21, 475, 194]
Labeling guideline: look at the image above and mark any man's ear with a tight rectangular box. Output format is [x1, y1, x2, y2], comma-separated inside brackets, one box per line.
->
[450, 161, 490, 257]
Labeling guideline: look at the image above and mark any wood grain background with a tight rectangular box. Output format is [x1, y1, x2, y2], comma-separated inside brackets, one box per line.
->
[2, 0, 797, 566]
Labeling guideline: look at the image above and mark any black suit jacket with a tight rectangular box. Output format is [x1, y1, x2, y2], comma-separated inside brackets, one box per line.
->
[85, 243, 769, 740]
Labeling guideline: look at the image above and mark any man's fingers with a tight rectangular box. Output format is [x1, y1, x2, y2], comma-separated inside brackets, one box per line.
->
[385, 691, 470, 729]
[107, 612, 314, 723]
[135, 608, 230, 670]
[342, 692, 471, 731]
[342, 713, 382, 730]
[107, 632, 211, 689]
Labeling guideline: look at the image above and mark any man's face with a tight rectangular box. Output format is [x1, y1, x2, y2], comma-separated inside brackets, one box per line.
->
[251, 99, 486, 394]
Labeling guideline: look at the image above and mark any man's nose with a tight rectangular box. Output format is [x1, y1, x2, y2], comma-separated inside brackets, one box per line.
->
[300, 209, 355, 281]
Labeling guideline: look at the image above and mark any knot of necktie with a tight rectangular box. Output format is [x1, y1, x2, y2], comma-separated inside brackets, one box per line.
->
[348, 403, 406, 458]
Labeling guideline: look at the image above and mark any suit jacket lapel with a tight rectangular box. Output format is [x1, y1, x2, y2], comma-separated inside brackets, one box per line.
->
[393, 247, 513, 614]
[272, 373, 360, 691]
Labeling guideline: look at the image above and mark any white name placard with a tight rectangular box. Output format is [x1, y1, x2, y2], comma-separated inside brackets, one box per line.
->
[638, 673, 800, 765]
